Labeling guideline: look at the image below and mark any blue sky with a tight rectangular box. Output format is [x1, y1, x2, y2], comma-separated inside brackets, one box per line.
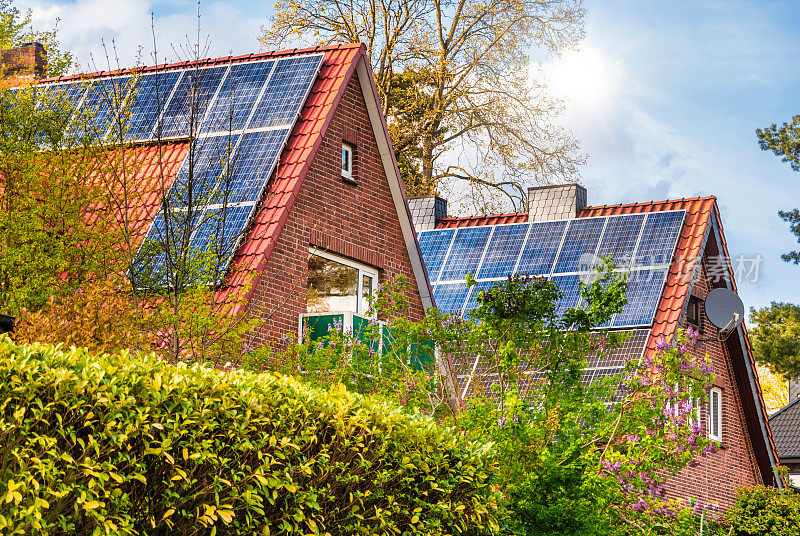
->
[19, 0, 800, 312]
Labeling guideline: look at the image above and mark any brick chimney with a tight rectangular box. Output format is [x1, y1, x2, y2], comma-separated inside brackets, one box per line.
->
[1, 42, 46, 80]
[527, 183, 587, 222]
[408, 195, 447, 232]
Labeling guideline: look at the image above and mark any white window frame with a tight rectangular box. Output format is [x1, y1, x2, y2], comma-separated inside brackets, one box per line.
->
[341, 143, 354, 181]
[309, 247, 378, 316]
[708, 387, 722, 441]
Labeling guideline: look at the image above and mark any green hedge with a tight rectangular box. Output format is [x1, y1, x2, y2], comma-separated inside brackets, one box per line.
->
[725, 486, 800, 536]
[0, 338, 498, 535]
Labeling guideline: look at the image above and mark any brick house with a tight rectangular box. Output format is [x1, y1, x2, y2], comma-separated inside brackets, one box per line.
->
[5, 42, 432, 347]
[410, 184, 782, 507]
[767, 397, 800, 487]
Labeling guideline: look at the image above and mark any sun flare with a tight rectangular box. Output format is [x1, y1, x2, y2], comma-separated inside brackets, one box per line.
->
[547, 46, 623, 110]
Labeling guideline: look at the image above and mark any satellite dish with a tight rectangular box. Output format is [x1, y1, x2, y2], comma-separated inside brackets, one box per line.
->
[704, 288, 744, 332]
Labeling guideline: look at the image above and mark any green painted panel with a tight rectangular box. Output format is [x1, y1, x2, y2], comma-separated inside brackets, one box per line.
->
[303, 314, 343, 342]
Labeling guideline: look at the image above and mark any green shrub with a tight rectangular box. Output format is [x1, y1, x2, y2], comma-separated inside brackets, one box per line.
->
[725, 486, 800, 536]
[0, 337, 498, 535]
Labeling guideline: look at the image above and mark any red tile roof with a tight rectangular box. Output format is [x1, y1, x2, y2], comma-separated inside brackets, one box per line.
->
[436, 212, 528, 228]
[579, 197, 718, 354]
[63, 43, 366, 311]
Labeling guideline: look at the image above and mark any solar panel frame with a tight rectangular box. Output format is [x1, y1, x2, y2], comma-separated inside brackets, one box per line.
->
[438, 226, 493, 283]
[201, 60, 276, 134]
[416, 209, 686, 330]
[125, 70, 182, 141]
[476, 223, 529, 280]
[633, 210, 685, 268]
[552, 216, 606, 274]
[418, 228, 457, 284]
[247, 54, 325, 130]
[432, 282, 470, 314]
[515, 219, 569, 276]
[132, 53, 325, 287]
[611, 268, 669, 328]
[595, 214, 646, 270]
[157, 65, 229, 139]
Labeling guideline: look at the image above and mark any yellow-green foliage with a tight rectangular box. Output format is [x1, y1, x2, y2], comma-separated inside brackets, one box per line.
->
[0, 338, 498, 535]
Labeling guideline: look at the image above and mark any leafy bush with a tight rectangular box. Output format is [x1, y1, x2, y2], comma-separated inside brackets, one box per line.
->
[725, 486, 800, 536]
[0, 338, 498, 535]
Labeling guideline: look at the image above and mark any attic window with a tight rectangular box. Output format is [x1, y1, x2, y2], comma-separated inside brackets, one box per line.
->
[709, 387, 723, 442]
[687, 296, 701, 326]
[341, 143, 354, 182]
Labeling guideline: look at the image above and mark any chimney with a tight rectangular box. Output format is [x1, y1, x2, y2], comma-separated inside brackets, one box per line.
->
[1, 42, 46, 80]
[527, 183, 587, 222]
[408, 195, 447, 232]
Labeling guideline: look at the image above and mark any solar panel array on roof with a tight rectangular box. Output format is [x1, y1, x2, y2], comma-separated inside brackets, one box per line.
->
[418, 210, 685, 328]
[34, 54, 324, 286]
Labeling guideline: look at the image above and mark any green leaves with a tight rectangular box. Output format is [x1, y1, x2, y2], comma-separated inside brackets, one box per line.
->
[0, 338, 497, 535]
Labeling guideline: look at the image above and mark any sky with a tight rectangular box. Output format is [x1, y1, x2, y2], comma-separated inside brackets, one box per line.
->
[16, 0, 800, 313]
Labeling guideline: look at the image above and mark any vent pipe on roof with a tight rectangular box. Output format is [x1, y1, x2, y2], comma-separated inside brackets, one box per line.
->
[0, 42, 46, 80]
[527, 183, 587, 222]
[408, 195, 448, 232]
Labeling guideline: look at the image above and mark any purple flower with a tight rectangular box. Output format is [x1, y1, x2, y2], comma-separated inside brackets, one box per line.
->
[655, 336, 670, 352]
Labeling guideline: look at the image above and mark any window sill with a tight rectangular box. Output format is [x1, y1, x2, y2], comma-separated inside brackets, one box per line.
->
[341, 174, 357, 185]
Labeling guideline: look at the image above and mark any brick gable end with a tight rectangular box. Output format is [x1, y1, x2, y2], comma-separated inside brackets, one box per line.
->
[246, 75, 426, 347]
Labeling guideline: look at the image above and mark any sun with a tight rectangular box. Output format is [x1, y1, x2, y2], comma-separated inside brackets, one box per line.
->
[546, 46, 623, 110]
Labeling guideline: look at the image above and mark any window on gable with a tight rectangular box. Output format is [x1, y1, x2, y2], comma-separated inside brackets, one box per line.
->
[307, 248, 377, 315]
[341, 143, 354, 182]
[708, 387, 722, 441]
[687, 295, 701, 326]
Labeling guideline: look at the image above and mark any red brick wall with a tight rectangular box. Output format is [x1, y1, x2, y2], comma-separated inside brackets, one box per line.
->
[1, 43, 46, 81]
[664, 255, 762, 509]
[246, 75, 426, 348]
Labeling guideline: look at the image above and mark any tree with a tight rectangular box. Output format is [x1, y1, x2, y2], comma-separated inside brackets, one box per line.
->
[3, 19, 262, 365]
[261, 0, 585, 210]
[756, 117, 800, 264]
[263, 263, 722, 535]
[750, 303, 800, 383]
[756, 365, 789, 413]
[0, 0, 72, 76]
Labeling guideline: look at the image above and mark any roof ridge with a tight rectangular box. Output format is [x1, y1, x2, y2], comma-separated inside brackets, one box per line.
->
[768, 394, 800, 422]
[37, 42, 365, 84]
[439, 211, 527, 221]
[581, 195, 717, 212]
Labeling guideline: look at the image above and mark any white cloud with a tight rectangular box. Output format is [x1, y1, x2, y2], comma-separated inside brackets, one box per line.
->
[18, 0, 266, 71]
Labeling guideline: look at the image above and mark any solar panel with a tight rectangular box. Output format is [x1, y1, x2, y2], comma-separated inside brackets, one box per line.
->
[477, 224, 528, 279]
[432, 282, 470, 314]
[552, 275, 582, 318]
[462, 280, 499, 315]
[418, 229, 456, 283]
[190, 205, 253, 283]
[167, 134, 241, 208]
[516, 220, 568, 276]
[438, 226, 492, 282]
[72, 76, 131, 140]
[247, 55, 324, 129]
[218, 129, 288, 204]
[158, 65, 228, 138]
[612, 268, 668, 327]
[202, 60, 274, 134]
[125, 70, 181, 141]
[595, 214, 645, 270]
[418, 210, 685, 330]
[552, 217, 604, 274]
[132, 53, 324, 286]
[634, 211, 684, 267]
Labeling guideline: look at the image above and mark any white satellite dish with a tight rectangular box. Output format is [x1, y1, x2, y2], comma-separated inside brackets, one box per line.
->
[704, 288, 744, 334]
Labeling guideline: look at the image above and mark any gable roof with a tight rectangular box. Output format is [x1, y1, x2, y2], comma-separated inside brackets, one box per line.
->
[35, 43, 433, 313]
[769, 397, 800, 461]
[435, 195, 781, 486]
